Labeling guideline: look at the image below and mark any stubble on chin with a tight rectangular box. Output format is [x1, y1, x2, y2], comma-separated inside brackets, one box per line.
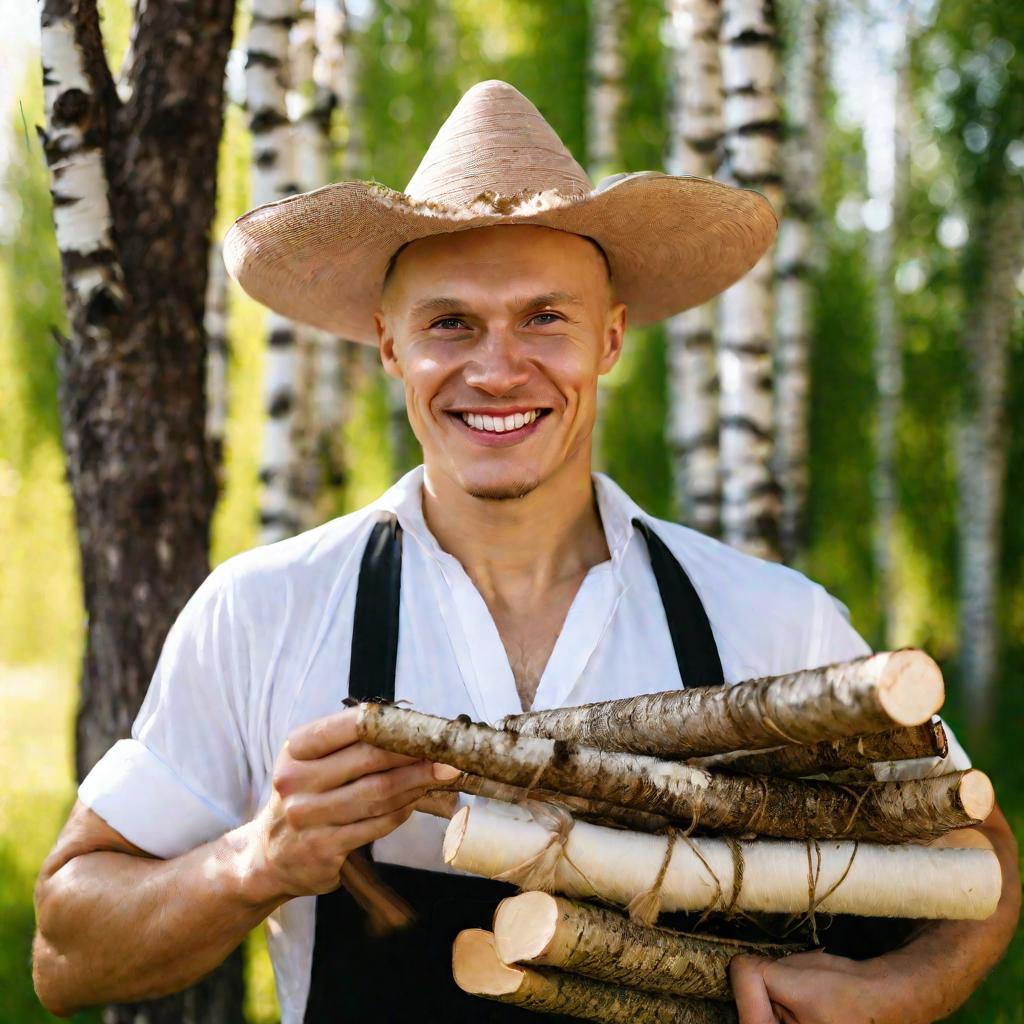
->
[464, 477, 540, 501]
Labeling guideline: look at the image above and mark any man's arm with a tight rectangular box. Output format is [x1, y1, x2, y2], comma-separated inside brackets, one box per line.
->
[33, 709, 457, 1016]
[729, 800, 1021, 1024]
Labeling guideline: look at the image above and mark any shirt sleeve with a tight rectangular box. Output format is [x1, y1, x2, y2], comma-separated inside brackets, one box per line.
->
[78, 561, 252, 858]
[809, 583, 972, 778]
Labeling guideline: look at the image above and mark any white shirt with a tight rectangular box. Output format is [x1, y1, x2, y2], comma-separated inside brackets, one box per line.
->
[78, 465, 970, 1022]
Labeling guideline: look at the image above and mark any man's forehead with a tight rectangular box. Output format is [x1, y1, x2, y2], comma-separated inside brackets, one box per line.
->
[381, 224, 611, 308]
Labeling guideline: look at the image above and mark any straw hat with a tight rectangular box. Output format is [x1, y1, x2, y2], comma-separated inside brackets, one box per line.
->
[222, 79, 777, 346]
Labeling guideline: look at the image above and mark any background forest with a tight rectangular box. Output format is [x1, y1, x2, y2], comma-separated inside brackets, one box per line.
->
[1, 0, 1021, 1021]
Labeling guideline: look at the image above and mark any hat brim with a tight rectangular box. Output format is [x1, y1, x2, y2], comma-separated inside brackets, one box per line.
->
[222, 172, 777, 345]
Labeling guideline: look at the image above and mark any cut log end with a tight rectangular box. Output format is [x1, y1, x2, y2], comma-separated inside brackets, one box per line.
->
[959, 770, 995, 823]
[493, 891, 559, 965]
[443, 805, 471, 866]
[929, 827, 994, 851]
[452, 929, 524, 997]
[877, 650, 945, 725]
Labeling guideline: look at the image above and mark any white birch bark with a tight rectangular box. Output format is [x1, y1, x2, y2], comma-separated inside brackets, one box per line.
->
[774, 0, 827, 561]
[717, 0, 783, 560]
[956, 188, 1024, 727]
[39, 14, 126, 315]
[248, 0, 303, 541]
[869, 10, 912, 645]
[204, 241, 229, 489]
[665, 0, 723, 534]
[588, 0, 626, 471]
[588, 0, 626, 178]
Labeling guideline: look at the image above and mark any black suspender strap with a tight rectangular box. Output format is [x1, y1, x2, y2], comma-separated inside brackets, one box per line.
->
[631, 517, 724, 688]
[348, 513, 403, 703]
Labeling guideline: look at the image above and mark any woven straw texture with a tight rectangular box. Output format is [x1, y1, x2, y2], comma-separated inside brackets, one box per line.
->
[223, 80, 778, 345]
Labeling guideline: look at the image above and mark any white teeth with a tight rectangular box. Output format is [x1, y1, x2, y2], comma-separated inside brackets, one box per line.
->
[460, 410, 543, 432]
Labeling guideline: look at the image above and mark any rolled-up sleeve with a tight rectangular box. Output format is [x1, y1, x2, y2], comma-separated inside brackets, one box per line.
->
[78, 561, 252, 858]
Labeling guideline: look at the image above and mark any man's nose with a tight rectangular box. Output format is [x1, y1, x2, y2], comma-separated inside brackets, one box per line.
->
[463, 330, 531, 395]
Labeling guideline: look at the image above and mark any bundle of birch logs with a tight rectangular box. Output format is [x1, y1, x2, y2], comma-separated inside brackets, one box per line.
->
[354, 650, 1002, 1023]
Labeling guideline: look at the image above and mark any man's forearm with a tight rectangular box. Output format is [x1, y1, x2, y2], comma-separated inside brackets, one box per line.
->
[33, 820, 282, 1015]
[876, 808, 1020, 1024]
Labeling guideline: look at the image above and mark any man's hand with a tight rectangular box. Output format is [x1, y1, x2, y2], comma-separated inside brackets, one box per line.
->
[243, 707, 460, 902]
[729, 804, 1020, 1024]
[730, 950, 908, 1024]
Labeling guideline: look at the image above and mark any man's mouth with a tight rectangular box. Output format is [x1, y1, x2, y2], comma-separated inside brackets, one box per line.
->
[445, 407, 553, 444]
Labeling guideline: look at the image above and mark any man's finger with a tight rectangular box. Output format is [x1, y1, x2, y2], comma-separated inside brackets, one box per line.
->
[295, 742, 422, 792]
[285, 762, 439, 828]
[729, 955, 781, 1024]
[287, 709, 362, 760]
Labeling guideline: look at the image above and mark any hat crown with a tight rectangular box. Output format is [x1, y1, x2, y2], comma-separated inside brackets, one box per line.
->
[403, 80, 593, 206]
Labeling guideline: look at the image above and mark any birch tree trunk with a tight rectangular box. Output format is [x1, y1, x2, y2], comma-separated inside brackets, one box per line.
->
[247, 0, 305, 542]
[870, 10, 912, 646]
[717, 0, 783, 560]
[956, 188, 1024, 728]
[774, 0, 827, 562]
[204, 241, 229, 490]
[37, 0, 244, 1020]
[588, 0, 626, 471]
[665, 0, 723, 535]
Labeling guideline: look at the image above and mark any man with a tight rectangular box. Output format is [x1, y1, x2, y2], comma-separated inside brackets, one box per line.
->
[33, 80, 1018, 1023]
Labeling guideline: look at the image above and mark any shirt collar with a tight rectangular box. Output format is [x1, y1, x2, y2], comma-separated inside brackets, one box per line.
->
[370, 464, 647, 569]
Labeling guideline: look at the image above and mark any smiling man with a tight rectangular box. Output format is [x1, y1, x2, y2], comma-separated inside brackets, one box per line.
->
[33, 80, 1018, 1024]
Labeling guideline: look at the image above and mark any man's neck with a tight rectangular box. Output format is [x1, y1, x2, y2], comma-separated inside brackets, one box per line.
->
[420, 456, 610, 604]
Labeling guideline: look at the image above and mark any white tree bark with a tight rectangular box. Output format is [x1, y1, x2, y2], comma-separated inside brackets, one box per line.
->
[956, 188, 1024, 727]
[665, 0, 723, 535]
[444, 802, 1002, 921]
[39, 14, 126, 315]
[588, 0, 626, 178]
[248, 0, 303, 542]
[717, 0, 783, 560]
[870, 10, 912, 645]
[774, 0, 827, 561]
[204, 241, 229, 489]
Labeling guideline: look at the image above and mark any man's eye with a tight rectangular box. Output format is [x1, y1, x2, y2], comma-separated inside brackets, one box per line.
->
[432, 317, 467, 330]
[529, 312, 560, 325]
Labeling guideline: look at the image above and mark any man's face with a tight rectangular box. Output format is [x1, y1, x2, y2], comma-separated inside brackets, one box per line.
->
[373, 224, 626, 501]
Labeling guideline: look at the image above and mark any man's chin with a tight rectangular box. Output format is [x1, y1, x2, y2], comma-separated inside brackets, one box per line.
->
[462, 474, 541, 501]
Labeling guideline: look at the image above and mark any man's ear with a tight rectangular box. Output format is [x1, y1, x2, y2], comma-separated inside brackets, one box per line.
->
[375, 311, 403, 380]
[598, 301, 627, 375]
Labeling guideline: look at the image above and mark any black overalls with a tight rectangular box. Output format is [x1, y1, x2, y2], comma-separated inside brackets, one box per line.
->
[303, 514, 725, 1023]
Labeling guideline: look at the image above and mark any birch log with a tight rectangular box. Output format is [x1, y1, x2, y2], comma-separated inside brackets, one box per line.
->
[356, 703, 991, 841]
[774, 0, 827, 561]
[440, 773, 673, 833]
[717, 0, 783, 560]
[690, 720, 948, 778]
[453, 929, 736, 1024]
[666, 0, 724, 534]
[445, 804, 1002, 921]
[500, 650, 945, 756]
[493, 893, 795, 1000]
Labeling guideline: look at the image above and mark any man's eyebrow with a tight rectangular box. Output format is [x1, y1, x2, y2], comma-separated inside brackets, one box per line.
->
[407, 291, 583, 321]
[407, 296, 465, 320]
[516, 291, 584, 309]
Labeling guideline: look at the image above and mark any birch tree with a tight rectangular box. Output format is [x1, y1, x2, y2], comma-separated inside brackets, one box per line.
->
[204, 241, 229, 489]
[717, 0, 783, 560]
[774, 0, 828, 561]
[588, 0, 626, 469]
[664, 0, 723, 535]
[246, 0, 305, 542]
[869, 6, 913, 646]
[37, 0, 243, 1019]
[956, 188, 1024, 727]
